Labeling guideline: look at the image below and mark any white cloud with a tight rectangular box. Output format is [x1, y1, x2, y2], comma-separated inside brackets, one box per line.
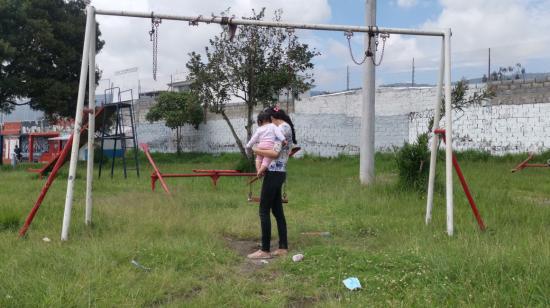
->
[90, 0, 331, 92]
[397, 0, 418, 8]
[372, 0, 550, 81]
[421, 0, 550, 70]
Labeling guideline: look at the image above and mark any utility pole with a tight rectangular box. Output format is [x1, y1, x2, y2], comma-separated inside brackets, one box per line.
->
[360, 0, 376, 185]
[412, 57, 415, 87]
[488, 48, 491, 83]
[346, 65, 350, 91]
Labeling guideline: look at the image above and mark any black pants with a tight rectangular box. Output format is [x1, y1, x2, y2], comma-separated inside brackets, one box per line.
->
[259, 171, 287, 252]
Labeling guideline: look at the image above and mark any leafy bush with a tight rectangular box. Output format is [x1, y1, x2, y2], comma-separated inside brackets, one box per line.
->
[395, 133, 431, 191]
[235, 156, 255, 173]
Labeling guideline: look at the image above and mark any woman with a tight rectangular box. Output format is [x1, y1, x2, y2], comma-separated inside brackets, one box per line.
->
[247, 107, 297, 259]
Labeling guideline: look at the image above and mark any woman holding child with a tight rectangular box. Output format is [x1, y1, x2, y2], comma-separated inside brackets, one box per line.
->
[246, 106, 297, 259]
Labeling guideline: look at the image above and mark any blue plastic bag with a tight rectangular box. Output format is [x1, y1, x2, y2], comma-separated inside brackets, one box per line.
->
[342, 277, 362, 290]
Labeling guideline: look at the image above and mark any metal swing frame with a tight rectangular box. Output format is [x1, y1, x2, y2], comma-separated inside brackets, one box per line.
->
[20, 6, 455, 241]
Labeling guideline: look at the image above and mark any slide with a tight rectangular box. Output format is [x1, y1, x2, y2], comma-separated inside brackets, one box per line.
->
[28, 107, 110, 177]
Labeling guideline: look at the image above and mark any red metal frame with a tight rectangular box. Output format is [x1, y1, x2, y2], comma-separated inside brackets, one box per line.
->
[511, 153, 549, 172]
[19, 108, 105, 237]
[140, 144, 171, 195]
[434, 129, 486, 231]
[28, 108, 106, 178]
[140, 144, 256, 194]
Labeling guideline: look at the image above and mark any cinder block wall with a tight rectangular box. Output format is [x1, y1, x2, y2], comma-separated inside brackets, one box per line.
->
[136, 77, 550, 156]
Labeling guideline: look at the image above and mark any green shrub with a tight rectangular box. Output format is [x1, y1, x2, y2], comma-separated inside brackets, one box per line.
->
[395, 133, 431, 191]
[235, 156, 255, 172]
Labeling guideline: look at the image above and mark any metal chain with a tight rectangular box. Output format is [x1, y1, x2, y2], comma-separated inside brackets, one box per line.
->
[345, 31, 389, 66]
[345, 31, 368, 65]
[371, 33, 389, 66]
[149, 17, 162, 81]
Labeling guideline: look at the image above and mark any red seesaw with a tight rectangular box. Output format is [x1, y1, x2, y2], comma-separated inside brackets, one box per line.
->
[435, 129, 486, 231]
[511, 153, 550, 173]
[140, 144, 256, 195]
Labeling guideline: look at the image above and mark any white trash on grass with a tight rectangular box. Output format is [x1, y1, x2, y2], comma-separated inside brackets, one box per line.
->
[342, 277, 362, 290]
[292, 254, 304, 262]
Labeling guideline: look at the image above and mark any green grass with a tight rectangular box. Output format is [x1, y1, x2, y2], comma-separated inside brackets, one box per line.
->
[0, 152, 549, 307]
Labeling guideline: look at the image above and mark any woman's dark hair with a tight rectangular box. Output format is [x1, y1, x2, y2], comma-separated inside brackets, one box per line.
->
[265, 107, 297, 144]
[257, 111, 272, 126]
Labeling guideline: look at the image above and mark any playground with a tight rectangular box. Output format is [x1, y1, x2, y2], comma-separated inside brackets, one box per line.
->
[2, 1, 550, 306]
[0, 152, 549, 306]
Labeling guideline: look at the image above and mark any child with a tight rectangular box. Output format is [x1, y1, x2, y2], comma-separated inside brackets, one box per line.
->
[246, 111, 286, 176]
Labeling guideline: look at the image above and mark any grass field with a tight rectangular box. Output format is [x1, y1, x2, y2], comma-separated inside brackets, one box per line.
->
[0, 152, 549, 307]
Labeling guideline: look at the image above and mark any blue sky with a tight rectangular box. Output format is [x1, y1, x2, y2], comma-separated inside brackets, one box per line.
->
[90, 0, 550, 93]
[309, 0, 550, 91]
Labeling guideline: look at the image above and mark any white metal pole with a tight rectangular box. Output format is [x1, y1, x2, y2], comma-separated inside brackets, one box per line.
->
[444, 29, 454, 236]
[61, 6, 93, 241]
[85, 9, 97, 226]
[94, 9, 445, 37]
[425, 38, 445, 224]
[360, 0, 376, 185]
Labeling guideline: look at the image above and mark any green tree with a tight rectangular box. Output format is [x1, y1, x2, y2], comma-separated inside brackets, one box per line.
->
[398, 79, 495, 192]
[186, 8, 319, 159]
[145, 91, 204, 154]
[428, 79, 495, 132]
[0, 0, 104, 118]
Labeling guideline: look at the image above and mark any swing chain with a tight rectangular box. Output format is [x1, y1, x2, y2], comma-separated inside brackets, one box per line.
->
[344, 29, 389, 66]
[372, 32, 389, 66]
[149, 15, 162, 81]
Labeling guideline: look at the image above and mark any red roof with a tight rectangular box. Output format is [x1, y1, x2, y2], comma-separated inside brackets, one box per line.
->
[1, 122, 21, 136]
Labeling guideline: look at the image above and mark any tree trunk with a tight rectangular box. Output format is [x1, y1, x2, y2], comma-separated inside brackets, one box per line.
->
[245, 99, 254, 157]
[221, 110, 248, 159]
[176, 127, 181, 155]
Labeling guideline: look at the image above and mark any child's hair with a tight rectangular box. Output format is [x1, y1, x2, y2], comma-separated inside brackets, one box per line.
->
[257, 111, 272, 126]
[265, 107, 297, 144]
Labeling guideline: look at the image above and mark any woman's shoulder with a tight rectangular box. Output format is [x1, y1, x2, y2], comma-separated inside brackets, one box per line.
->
[280, 122, 291, 131]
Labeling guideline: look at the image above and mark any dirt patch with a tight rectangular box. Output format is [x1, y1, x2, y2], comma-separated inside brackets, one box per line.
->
[287, 296, 319, 307]
[146, 286, 202, 307]
[224, 237, 281, 274]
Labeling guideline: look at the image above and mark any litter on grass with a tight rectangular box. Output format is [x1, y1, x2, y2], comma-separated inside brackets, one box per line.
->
[42, 237, 51, 242]
[342, 277, 361, 290]
[292, 254, 304, 262]
[131, 259, 151, 271]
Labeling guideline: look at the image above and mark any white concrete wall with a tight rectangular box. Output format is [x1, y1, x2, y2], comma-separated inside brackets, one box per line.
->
[136, 78, 550, 156]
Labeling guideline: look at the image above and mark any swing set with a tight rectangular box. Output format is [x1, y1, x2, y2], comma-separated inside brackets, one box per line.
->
[18, 5, 468, 241]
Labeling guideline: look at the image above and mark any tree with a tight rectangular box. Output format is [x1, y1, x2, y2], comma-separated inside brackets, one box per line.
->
[0, 0, 104, 118]
[186, 8, 319, 159]
[428, 79, 495, 132]
[145, 91, 204, 154]
[493, 63, 526, 81]
[399, 79, 495, 192]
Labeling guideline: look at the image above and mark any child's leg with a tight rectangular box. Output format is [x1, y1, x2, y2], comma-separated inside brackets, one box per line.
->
[255, 155, 263, 172]
[258, 156, 273, 174]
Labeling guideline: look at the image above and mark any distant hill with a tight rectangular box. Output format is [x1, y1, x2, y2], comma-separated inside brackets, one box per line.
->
[468, 72, 550, 84]
[379, 82, 434, 88]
